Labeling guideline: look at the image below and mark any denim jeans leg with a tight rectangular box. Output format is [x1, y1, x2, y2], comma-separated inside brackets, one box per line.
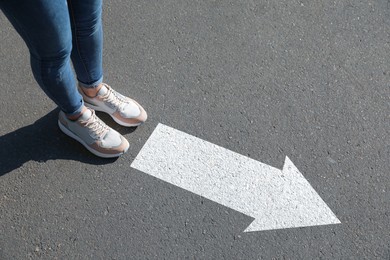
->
[0, 0, 84, 116]
[67, 0, 104, 89]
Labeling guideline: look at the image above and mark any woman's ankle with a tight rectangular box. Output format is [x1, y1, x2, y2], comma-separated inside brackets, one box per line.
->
[81, 83, 103, 98]
[66, 106, 88, 121]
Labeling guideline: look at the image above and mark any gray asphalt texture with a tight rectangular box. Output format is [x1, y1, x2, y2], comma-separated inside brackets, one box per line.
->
[0, 0, 389, 259]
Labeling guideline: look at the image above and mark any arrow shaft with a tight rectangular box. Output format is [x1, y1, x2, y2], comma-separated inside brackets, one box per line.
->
[131, 124, 284, 217]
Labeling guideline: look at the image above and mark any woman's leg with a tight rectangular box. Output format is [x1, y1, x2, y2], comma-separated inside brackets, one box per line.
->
[0, 0, 84, 116]
[67, 0, 103, 89]
[67, 0, 147, 126]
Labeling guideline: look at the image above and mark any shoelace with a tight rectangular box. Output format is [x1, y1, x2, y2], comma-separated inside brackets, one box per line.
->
[83, 111, 109, 140]
[101, 85, 129, 110]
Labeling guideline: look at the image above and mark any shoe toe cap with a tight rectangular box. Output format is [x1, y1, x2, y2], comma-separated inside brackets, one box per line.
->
[114, 100, 147, 126]
[121, 102, 141, 118]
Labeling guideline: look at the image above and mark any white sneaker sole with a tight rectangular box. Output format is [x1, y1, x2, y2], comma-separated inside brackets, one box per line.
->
[84, 102, 143, 127]
[58, 120, 128, 158]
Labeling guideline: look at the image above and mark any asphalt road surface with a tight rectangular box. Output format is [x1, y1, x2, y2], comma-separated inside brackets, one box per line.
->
[1, 0, 389, 259]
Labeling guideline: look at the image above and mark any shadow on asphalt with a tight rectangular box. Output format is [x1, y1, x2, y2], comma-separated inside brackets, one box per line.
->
[0, 108, 137, 176]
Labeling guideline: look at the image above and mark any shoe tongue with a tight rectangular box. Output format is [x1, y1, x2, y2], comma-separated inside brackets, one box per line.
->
[97, 85, 108, 96]
[79, 109, 92, 121]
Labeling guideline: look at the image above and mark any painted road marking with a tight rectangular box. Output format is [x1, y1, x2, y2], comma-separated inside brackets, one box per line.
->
[131, 124, 341, 232]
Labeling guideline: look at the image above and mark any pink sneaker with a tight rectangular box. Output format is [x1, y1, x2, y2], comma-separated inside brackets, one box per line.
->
[58, 109, 129, 158]
[79, 84, 147, 127]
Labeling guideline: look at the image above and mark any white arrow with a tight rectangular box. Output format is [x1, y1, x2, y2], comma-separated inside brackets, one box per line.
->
[131, 124, 341, 232]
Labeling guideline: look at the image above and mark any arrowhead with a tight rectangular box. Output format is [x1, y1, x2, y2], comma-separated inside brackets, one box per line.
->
[243, 156, 341, 232]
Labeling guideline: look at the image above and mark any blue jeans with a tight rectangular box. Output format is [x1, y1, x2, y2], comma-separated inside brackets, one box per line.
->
[0, 0, 103, 116]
